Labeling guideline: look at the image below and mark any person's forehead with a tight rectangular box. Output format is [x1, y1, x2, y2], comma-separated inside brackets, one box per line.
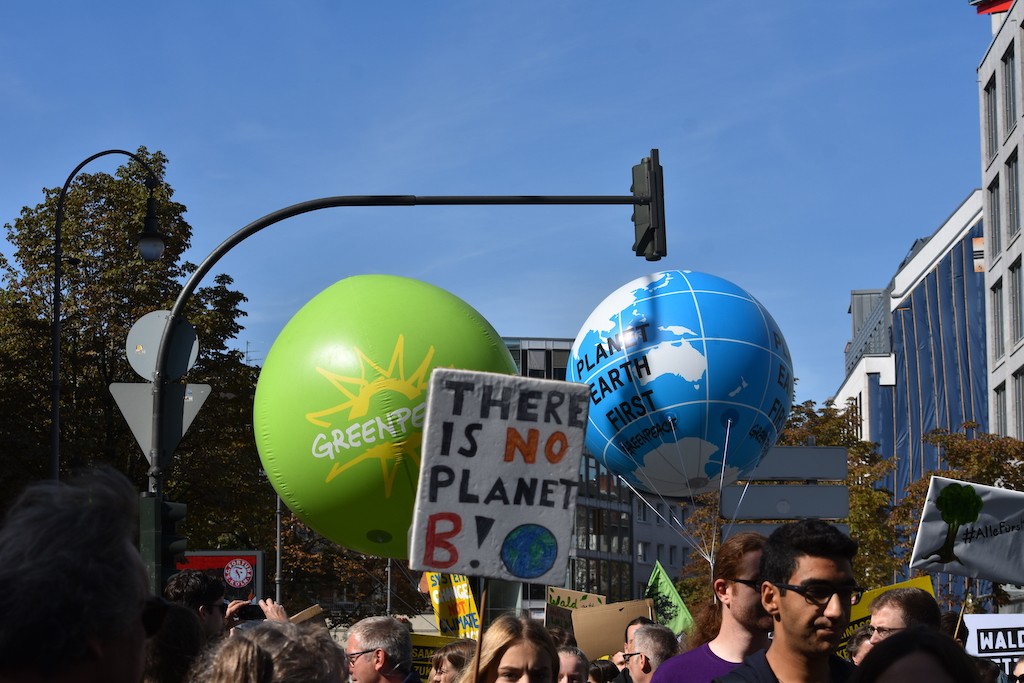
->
[788, 554, 853, 582]
[870, 604, 906, 626]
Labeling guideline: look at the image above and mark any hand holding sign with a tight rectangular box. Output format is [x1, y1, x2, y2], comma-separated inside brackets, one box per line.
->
[410, 368, 590, 584]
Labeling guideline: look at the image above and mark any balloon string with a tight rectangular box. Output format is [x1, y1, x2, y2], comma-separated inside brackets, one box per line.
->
[617, 474, 712, 565]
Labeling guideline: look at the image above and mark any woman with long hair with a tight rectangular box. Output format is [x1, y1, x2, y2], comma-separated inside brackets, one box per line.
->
[460, 615, 558, 683]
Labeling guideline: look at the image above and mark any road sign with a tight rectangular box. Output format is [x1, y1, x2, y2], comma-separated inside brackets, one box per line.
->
[720, 485, 849, 520]
[110, 382, 210, 467]
[126, 310, 199, 382]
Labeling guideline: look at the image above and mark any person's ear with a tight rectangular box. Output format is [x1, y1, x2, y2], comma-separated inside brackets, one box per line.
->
[642, 654, 653, 673]
[372, 648, 387, 672]
[713, 578, 731, 606]
[761, 581, 782, 620]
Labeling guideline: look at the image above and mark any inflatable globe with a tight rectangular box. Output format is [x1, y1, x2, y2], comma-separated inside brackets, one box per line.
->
[567, 270, 793, 498]
[254, 274, 517, 559]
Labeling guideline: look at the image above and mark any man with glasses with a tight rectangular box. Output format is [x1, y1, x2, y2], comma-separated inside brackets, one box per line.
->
[347, 615, 421, 683]
[652, 533, 771, 683]
[713, 520, 862, 683]
[164, 569, 237, 642]
[623, 624, 678, 683]
[866, 587, 941, 645]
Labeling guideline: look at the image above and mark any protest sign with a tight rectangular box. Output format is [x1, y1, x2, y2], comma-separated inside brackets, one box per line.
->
[410, 368, 590, 585]
[572, 599, 655, 661]
[836, 575, 934, 659]
[910, 476, 1024, 586]
[547, 586, 606, 609]
[411, 633, 461, 681]
[425, 571, 481, 639]
[965, 613, 1024, 675]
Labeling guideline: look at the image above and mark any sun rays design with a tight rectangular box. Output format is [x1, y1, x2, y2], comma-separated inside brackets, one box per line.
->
[305, 335, 434, 495]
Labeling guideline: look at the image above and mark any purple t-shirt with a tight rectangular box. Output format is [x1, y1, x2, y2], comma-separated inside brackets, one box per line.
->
[651, 644, 741, 683]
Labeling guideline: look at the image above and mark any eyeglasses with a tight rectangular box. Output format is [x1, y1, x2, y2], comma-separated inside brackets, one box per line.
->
[866, 625, 906, 639]
[731, 578, 762, 591]
[347, 649, 378, 665]
[770, 582, 864, 606]
[621, 652, 645, 664]
[142, 596, 170, 638]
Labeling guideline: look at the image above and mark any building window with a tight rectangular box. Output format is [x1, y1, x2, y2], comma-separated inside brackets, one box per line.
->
[1004, 44, 1018, 132]
[986, 76, 999, 161]
[669, 545, 677, 565]
[637, 542, 648, 562]
[990, 176, 1003, 257]
[1013, 260, 1024, 343]
[655, 503, 664, 525]
[1009, 152, 1021, 238]
[1015, 370, 1024, 438]
[993, 279, 1006, 360]
[637, 502, 648, 523]
[996, 383, 1008, 436]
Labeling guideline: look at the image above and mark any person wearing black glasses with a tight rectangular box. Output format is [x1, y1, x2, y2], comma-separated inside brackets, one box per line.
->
[347, 615, 420, 683]
[652, 532, 772, 683]
[713, 520, 862, 683]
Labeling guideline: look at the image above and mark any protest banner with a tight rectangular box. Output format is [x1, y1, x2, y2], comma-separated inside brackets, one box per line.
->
[410, 368, 590, 585]
[544, 587, 606, 632]
[411, 633, 460, 681]
[425, 571, 481, 639]
[965, 613, 1024, 675]
[836, 575, 934, 659]
[572, 599, 655, 661]
[910, 476, 1024, 586]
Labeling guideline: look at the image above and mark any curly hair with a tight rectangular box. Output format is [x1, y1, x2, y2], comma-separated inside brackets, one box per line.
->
[164, 569, 226, 611]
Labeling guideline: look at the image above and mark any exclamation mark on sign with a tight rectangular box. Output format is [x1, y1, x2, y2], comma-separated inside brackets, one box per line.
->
[470, 516, 496, 567]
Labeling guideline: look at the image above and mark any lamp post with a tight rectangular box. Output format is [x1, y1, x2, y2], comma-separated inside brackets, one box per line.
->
[50, 149, 166, 480]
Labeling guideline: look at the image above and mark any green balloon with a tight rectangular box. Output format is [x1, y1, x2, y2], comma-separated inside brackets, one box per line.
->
[253, 275, 516, 559]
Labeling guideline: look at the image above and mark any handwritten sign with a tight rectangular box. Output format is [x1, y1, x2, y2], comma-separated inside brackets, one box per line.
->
[910, 476, 1024, 586]
[547, 586, 606, 609]
[410, 368, 589, 584]
[425, 572, 481, 639]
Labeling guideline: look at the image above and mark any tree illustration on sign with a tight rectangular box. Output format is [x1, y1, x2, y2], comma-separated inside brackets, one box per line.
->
[923, 482, 984, 565]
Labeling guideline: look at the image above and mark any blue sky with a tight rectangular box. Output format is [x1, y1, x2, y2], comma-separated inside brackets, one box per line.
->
[0, 2, 997, 405]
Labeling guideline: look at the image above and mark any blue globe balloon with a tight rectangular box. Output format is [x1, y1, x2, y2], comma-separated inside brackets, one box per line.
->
[567, 271, 794, 497]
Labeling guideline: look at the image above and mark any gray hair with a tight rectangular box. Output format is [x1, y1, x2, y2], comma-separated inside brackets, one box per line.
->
[632, 624, 678, 670]
[348, 615, 413, 676]
[0, 466, 147, 676]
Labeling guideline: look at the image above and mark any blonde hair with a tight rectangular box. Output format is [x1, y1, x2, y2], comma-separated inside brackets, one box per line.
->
[461, 615, 558, 683]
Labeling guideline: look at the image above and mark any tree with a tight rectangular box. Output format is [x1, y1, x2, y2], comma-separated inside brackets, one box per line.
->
[675, 399, 898, 608]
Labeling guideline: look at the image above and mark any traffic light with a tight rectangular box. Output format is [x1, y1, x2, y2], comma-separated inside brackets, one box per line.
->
[160, 499, 188, 583]
[631, 149, 667, 261]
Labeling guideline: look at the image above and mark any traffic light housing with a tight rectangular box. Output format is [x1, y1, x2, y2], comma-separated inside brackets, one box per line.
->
[631, 149, 667, 261]
[139, 493, 188, 591]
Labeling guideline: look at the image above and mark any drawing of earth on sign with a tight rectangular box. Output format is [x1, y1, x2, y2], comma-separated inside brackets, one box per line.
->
[501, 524, 558, 579]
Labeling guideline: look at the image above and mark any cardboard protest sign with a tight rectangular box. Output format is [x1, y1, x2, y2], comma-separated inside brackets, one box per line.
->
[965, 613, 1024, 675]
[547, 586, 607, 609]
[544, 587, 606, 633]
[910, 476, 1024, 586]
[425, 572, 481, 639]
[410, 368, 590, 585]
[836, 575, 934, 660]
[571, 599, 654, 661]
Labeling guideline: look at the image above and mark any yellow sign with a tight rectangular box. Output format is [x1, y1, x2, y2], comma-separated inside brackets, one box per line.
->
[411, 633, 461, 681]
[425, 572, 481, 639]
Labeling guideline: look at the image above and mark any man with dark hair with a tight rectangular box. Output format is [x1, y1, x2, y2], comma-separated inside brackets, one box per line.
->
[714, 520, 862, 683]
[866, 587, 941, 645]
[164, 569, 232, 642]
[653, 533, 771, 683]
[0, 466, 162, 683]
[626, 624, 678, 683]
[347, 615, 420, 683]
[559, 645, 590, 683]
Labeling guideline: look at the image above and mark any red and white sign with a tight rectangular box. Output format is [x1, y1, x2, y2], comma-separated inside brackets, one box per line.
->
[224, 558, 255, 588]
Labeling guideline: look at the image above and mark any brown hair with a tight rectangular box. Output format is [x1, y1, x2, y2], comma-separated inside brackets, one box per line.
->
[432, 639, 477, 678]
[687, 533, 766, 650]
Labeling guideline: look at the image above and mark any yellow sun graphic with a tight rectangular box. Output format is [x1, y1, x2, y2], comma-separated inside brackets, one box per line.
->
[305, 335, 434, 495]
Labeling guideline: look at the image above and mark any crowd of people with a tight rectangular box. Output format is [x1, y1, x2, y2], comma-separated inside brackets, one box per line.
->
[0, 466, 1016, 683]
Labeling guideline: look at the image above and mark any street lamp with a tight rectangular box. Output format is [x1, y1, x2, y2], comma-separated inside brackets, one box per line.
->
[50, 149, 166, 480]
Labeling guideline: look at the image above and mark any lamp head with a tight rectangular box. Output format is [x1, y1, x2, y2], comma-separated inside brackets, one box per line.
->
[136, 193, 166, 261]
